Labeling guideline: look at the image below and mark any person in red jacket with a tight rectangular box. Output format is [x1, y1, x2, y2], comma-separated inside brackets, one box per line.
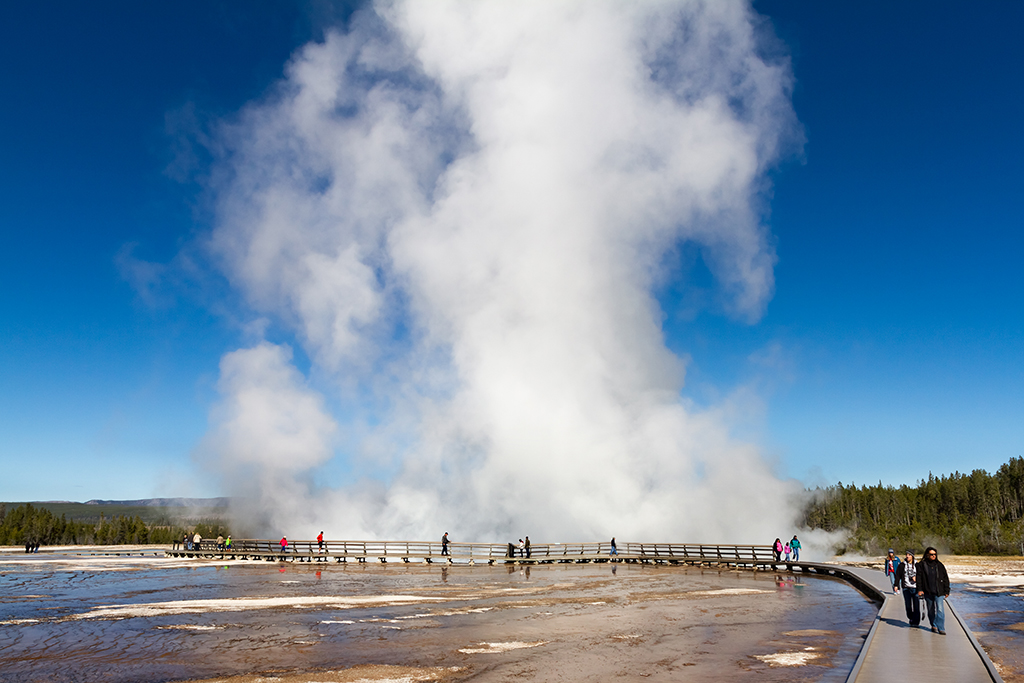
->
[884, 549, 901, 593]
[317, 531, 324, 553]
[280, 537, 288, 553]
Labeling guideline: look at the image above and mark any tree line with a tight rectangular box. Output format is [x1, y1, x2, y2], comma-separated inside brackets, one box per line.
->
[0, 503, 228, 547]
[801, 456, 1024, 556]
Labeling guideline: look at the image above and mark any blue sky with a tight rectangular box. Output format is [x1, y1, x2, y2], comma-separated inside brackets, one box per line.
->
[1, 1, 1021, 502]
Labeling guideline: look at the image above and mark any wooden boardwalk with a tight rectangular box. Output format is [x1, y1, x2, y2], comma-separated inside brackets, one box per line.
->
[843, 565, 1002, 682]
[168, 539, 1003, 682]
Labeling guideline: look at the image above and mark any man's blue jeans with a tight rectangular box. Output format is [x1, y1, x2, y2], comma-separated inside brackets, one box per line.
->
[922, 594, 945, 632]
[793, 548, 799, 561]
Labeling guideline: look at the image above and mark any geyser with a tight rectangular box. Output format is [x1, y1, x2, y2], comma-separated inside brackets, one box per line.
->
[196, 0, 804, 544]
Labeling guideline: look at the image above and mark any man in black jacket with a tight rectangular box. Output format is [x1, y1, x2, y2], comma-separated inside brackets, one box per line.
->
[916, 547, 950, 634]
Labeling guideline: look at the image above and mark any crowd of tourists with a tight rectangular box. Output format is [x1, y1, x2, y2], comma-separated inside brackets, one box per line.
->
[771, 535, 802, 561]
[886, 546, 951, 634]
[174, 532, 232, 552]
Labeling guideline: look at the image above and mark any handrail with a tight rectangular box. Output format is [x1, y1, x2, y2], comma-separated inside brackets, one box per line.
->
[178, 538, 778, 564]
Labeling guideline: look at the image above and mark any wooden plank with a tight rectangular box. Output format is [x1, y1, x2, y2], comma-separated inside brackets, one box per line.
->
[851, 590, 1000, 682]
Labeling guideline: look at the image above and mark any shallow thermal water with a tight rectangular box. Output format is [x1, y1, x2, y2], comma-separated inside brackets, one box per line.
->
[951, 584, 1024, 682]
[0, 550, 877, 682]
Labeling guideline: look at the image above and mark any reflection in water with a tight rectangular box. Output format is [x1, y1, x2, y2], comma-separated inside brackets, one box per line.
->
[773, 574, 807, 596]
[0, 552, 875, 683]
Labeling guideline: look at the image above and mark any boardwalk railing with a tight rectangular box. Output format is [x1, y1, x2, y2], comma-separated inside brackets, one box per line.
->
[170, 538, 782, 567]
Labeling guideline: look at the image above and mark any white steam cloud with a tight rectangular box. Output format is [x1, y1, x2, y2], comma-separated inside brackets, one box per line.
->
[196, 0, 804, 543]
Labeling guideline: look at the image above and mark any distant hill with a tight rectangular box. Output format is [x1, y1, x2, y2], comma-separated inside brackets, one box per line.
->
[82, 498, 231, 508]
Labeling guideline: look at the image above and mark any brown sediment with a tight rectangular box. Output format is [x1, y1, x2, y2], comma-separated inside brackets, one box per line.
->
[0, 559, 874, 683]
[172, 664, 465, 682]
[157, 570, 868, 683]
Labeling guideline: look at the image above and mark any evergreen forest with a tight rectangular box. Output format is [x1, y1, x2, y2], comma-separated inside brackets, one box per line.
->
[0, 503, 228, 547]
[801, 456, 1024, 555]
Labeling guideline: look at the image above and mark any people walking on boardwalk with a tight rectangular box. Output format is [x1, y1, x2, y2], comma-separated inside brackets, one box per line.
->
[518, 539, 525, 557]
[894, 550, 920, 626]
[610, 537, 618, 556]
[525, 536, 531, 558]
[225, 536, 232, 550]
[280, 537, 288, 553]
[441, 532, 450, 556]
[773, 538, 783, 562]
[193, 532, 202, 551]
[216, 535, 224, 551]
[317, 531, 324, 553]
[916, 547, 950, 634]
[884, 549, 901, 593]
[783, 541, 791, 561]
[790, 535, 801, 561]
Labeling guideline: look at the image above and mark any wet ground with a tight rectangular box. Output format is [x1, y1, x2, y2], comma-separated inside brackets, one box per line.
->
[0, 549, 876, 682]
[952, 584, 1024, 682]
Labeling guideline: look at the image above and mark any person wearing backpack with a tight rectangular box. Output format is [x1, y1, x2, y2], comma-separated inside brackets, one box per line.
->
[884, 549, 902, 594]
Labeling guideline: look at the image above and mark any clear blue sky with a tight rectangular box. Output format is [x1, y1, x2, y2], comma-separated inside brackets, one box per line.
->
[1, 1, 1021, 502]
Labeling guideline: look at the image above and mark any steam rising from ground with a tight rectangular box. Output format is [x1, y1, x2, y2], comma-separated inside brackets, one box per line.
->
[197, 0, 804, 543]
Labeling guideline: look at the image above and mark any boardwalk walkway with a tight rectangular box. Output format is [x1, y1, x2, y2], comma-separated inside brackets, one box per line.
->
[167, 540, 1002, 682]
[843, 565, 1002, 683]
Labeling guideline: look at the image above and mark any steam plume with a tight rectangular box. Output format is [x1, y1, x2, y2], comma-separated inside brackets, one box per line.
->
[197, 0, 803, 543]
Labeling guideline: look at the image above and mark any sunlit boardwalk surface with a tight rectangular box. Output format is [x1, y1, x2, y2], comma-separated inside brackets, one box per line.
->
[168, 539, 1003, 682]
[843, 565, 1002, 683]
